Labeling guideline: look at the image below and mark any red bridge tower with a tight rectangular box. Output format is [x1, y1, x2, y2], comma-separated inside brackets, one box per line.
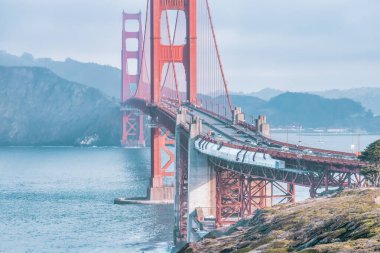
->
[149, 0, 197, 200]
[121, 11, 145, 147]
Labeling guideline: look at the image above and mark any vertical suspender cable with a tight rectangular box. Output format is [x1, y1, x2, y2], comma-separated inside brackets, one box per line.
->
[205, 0, 233, 114]
[164, 6, 181, 105]
[135, 0, 150, 99]
[161, 11, 179, 95]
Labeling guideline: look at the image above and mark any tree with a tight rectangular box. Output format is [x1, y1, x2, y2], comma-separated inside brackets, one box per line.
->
[360, 140, 380, 187]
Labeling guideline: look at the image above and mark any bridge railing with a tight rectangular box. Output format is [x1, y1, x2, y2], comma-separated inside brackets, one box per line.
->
[196, 100, 232, 123]
[235, 120, 358, 158]
[262, 135, 357, 158]
[197, 134, 365, 170]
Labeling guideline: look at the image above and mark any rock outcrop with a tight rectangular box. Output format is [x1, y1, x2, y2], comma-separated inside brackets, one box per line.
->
[182, 188, 380, 253]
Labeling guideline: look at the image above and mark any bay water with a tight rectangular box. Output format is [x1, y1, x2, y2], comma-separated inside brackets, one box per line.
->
[0, 134, 379, 252]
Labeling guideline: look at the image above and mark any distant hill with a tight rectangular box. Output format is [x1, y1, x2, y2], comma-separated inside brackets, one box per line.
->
[230, 94, 267, 113]
[263, 93, 376, 129]
[313, 87, 380, 116]
[0, 51, 121, 99]
[244, 87, 380, 116]
[0, 66, 121, 146]
[248, 88, 284, 101]
[1, 51, 378, 133]
[231, 92, 380, 132]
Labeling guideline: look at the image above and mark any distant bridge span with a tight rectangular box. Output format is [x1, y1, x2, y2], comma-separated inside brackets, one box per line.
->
[120, 0, 366, 244]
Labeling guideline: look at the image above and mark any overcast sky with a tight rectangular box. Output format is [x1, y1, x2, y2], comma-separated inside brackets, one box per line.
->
[0, 0, 379, 92]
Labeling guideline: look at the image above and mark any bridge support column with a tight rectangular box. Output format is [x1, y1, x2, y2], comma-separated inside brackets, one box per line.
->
[216, 169, 241, 225]
[287, 183, 296, 204]
[215, 169, 272, 226]
[149, 128, 175, 201]
[247, 179, 272, 211]
[174, 108, 189, 244]
[138, 114, 145, 146]
[187, 116, 216, 242]
[121, 109, 145, 147]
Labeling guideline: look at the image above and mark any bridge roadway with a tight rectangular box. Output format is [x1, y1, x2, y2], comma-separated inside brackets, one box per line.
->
[128, 97, 364, 188]
[183, 104, 362, 167]
[154, 98, 364, 170]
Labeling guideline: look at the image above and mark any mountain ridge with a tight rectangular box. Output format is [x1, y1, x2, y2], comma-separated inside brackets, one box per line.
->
[1, 51, 378, 136]
[2, 51, 378, 115]
[240, 87, 380, 115]
[0, 66, 121, 146]
[0, 51, 121, 99]
[230, 92, 380, 132]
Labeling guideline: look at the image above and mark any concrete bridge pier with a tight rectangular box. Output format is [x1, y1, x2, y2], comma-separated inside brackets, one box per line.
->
[174, 108, 189, 244]
[174, 109, 217, 244]
[187, 116, 216, 242]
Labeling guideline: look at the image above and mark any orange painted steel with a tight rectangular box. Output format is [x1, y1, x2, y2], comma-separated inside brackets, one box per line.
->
[151, 128, 175, 189]
[150, 0, 197, 105]
[215, 168, 296, 226]
[121, 11, 145, 146]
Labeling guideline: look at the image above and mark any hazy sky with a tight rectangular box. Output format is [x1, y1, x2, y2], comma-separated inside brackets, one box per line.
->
[0, 0, 379, 92]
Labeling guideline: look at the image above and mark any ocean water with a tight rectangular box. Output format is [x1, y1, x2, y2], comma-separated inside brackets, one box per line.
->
[0, 134, 379, 252]
[271, 132, 380, 154]
[272, 133, 380, 201]
[0, 147, 174, 253]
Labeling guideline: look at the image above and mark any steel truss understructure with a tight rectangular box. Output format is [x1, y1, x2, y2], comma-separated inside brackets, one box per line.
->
[214, 165, 295, 226]
[209, 156, 364, 200]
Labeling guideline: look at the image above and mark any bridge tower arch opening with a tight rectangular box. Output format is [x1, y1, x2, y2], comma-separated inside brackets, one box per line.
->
[150, 0, 197, 105]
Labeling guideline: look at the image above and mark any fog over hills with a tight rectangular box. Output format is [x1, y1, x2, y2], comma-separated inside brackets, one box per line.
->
[248, 88, 284, 101]
[1, 51, 378, 143]
[0, 66, 121, 146]
[313, 88, 380, 116]
[0, 51, 121, 99]
[3, 51, 378, 115]
[230, 92, 380, 132]
[241, 87, 380, 116]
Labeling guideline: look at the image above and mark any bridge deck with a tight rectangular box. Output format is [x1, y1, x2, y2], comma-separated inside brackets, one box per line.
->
[127, 97, 364, 174]
[184, 104, 363, 171]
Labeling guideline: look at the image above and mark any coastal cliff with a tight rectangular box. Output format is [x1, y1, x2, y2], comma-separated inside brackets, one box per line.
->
[182, 188, 380, 253]
[0, 66, 121, 146]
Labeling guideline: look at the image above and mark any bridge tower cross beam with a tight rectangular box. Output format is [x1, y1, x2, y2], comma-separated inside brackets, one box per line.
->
[150, 0, 197, 105]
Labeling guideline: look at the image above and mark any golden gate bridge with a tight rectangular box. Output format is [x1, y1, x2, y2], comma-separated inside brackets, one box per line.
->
[118, 0, 366, 244]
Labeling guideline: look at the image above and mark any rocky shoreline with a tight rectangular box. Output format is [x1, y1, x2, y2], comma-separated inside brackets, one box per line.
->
[181, 188, 380, 253]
